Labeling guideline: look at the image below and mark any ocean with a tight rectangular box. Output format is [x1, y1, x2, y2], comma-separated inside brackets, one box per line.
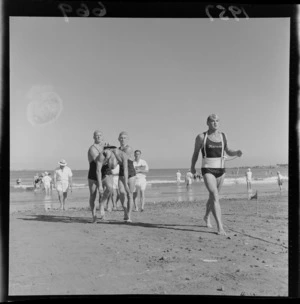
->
[10, 167, 288, 210]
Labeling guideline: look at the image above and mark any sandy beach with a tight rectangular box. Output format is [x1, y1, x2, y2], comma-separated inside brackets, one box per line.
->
[9, 190, 288, 297]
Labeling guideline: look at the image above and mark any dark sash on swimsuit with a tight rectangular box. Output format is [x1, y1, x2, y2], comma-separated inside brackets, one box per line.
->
[119, 160, 136, 178]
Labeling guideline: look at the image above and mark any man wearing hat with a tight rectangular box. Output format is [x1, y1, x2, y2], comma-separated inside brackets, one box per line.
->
[53, 159, 73, 210]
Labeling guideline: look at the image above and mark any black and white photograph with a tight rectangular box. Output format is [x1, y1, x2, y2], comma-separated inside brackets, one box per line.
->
[3, 1, 298, 299]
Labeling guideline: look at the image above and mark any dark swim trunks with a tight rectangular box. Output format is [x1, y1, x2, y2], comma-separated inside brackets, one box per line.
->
[88, 161, 111, 181]
[119, 159, 136, 178]
[201, 168, 225, 179]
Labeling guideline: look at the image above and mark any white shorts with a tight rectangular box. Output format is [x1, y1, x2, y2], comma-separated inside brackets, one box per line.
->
[186, 178, 192, 185]
[112, 175, 119, 190]
[135, 178, 147, 191]
[44, 183, 51, 190]
[56, 181, 69, 193]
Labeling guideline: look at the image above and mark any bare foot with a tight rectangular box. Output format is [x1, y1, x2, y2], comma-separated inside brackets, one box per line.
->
[92, 215, 97, 223]
[217, 230, 227, 236]
[203, 216, 212, 228]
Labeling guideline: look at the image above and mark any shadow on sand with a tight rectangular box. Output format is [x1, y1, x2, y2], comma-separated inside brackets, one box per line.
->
[18, 214, 216, 235]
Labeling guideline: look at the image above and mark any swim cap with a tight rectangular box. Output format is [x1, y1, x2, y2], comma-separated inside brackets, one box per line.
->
[207, 114, 219, 123]
[119, 131, 129, 137]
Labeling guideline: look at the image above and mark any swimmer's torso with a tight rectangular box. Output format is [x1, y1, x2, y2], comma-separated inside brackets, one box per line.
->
[201, 132, 227, 159]
[88, 144, 103, 180]
[118, 146, 136, 178]
[201, 132, 227, 170]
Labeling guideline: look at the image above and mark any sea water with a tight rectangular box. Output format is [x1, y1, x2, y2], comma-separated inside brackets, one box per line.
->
[9, 167, 288, 211]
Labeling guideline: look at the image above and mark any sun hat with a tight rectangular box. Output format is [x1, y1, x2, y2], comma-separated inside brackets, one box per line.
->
[58, 159, 67, 166]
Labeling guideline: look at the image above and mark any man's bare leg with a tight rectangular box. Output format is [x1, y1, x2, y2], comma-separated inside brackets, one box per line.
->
[118, 178, 129, 220]
[99, 176, 113, 219]
[203, 199, 213, 228]
[88, 179, 98, 223]
[57, 191, 65, 210]
[125, 177, 136, 222]
[111, 189, 118, 210]
[133, 191, 139, 211]
[140, 190, 145, 211]
[203, 174, 226, 235]
[62, 192, 68, 210]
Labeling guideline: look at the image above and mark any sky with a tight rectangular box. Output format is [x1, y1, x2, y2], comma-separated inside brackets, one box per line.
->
[9, 17, 290, 170]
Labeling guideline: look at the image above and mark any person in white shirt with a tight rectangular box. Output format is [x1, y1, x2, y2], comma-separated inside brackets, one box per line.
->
[53, 159, 73, 210]
[176, 170, 182, 184]
[245, 168, 252, 192]
[133, 150, 149, 212]
[185, 170, 193, 189]
[42, 172, 52, 195]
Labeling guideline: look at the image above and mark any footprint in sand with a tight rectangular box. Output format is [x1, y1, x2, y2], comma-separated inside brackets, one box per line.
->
[26, 85, 63, 126]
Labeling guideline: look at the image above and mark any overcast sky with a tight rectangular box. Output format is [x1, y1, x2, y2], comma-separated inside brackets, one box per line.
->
[10, 17, 289, 170]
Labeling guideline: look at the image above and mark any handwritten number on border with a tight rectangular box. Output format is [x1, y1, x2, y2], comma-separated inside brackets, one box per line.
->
[92, 2, 106, 17]
[217, 5, 229, 21]
[206, 5, 249, 21]
[76, 3, 90, 17]
[58, 3, 72, 23]
[58, 2, 107, 22]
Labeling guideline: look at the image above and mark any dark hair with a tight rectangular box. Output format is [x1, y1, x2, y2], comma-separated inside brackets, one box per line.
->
[134, 150, 141, 154]
[104, 145, 117, 150]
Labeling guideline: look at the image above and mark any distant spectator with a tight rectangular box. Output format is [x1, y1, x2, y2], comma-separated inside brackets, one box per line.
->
[185, 170, 193, 189]
[53, 159, 73, 210]
[176, 170, 182, 184]
[42, 172, 52, 196]
[245, 168, 252, 192]
[277, 171, 283, 192]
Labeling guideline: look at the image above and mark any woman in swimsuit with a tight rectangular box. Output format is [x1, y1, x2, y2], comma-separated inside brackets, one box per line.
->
[190, 114, 242, 235]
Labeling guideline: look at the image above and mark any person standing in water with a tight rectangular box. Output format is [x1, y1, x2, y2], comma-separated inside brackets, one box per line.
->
[245, 168, 253, 198]
[277, 171, 283, 192]
[185, 170, 193, 189]
[190, 114, 242, 235]
[53, 159, 73, 210]
[176, 170, 182, 184]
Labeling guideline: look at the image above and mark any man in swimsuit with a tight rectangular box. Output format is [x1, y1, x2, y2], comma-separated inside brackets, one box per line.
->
[97, 145, 134, 222]
[87, 130, 106, 222]
[117, 131, 136, 222]
[190, 114, 242, 235]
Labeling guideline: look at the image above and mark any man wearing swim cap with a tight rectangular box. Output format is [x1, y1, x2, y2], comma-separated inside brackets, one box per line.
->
[190, 114, 242, 236]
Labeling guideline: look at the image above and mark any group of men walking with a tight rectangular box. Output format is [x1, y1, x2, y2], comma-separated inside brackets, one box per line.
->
[87, 130, 149, 223]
